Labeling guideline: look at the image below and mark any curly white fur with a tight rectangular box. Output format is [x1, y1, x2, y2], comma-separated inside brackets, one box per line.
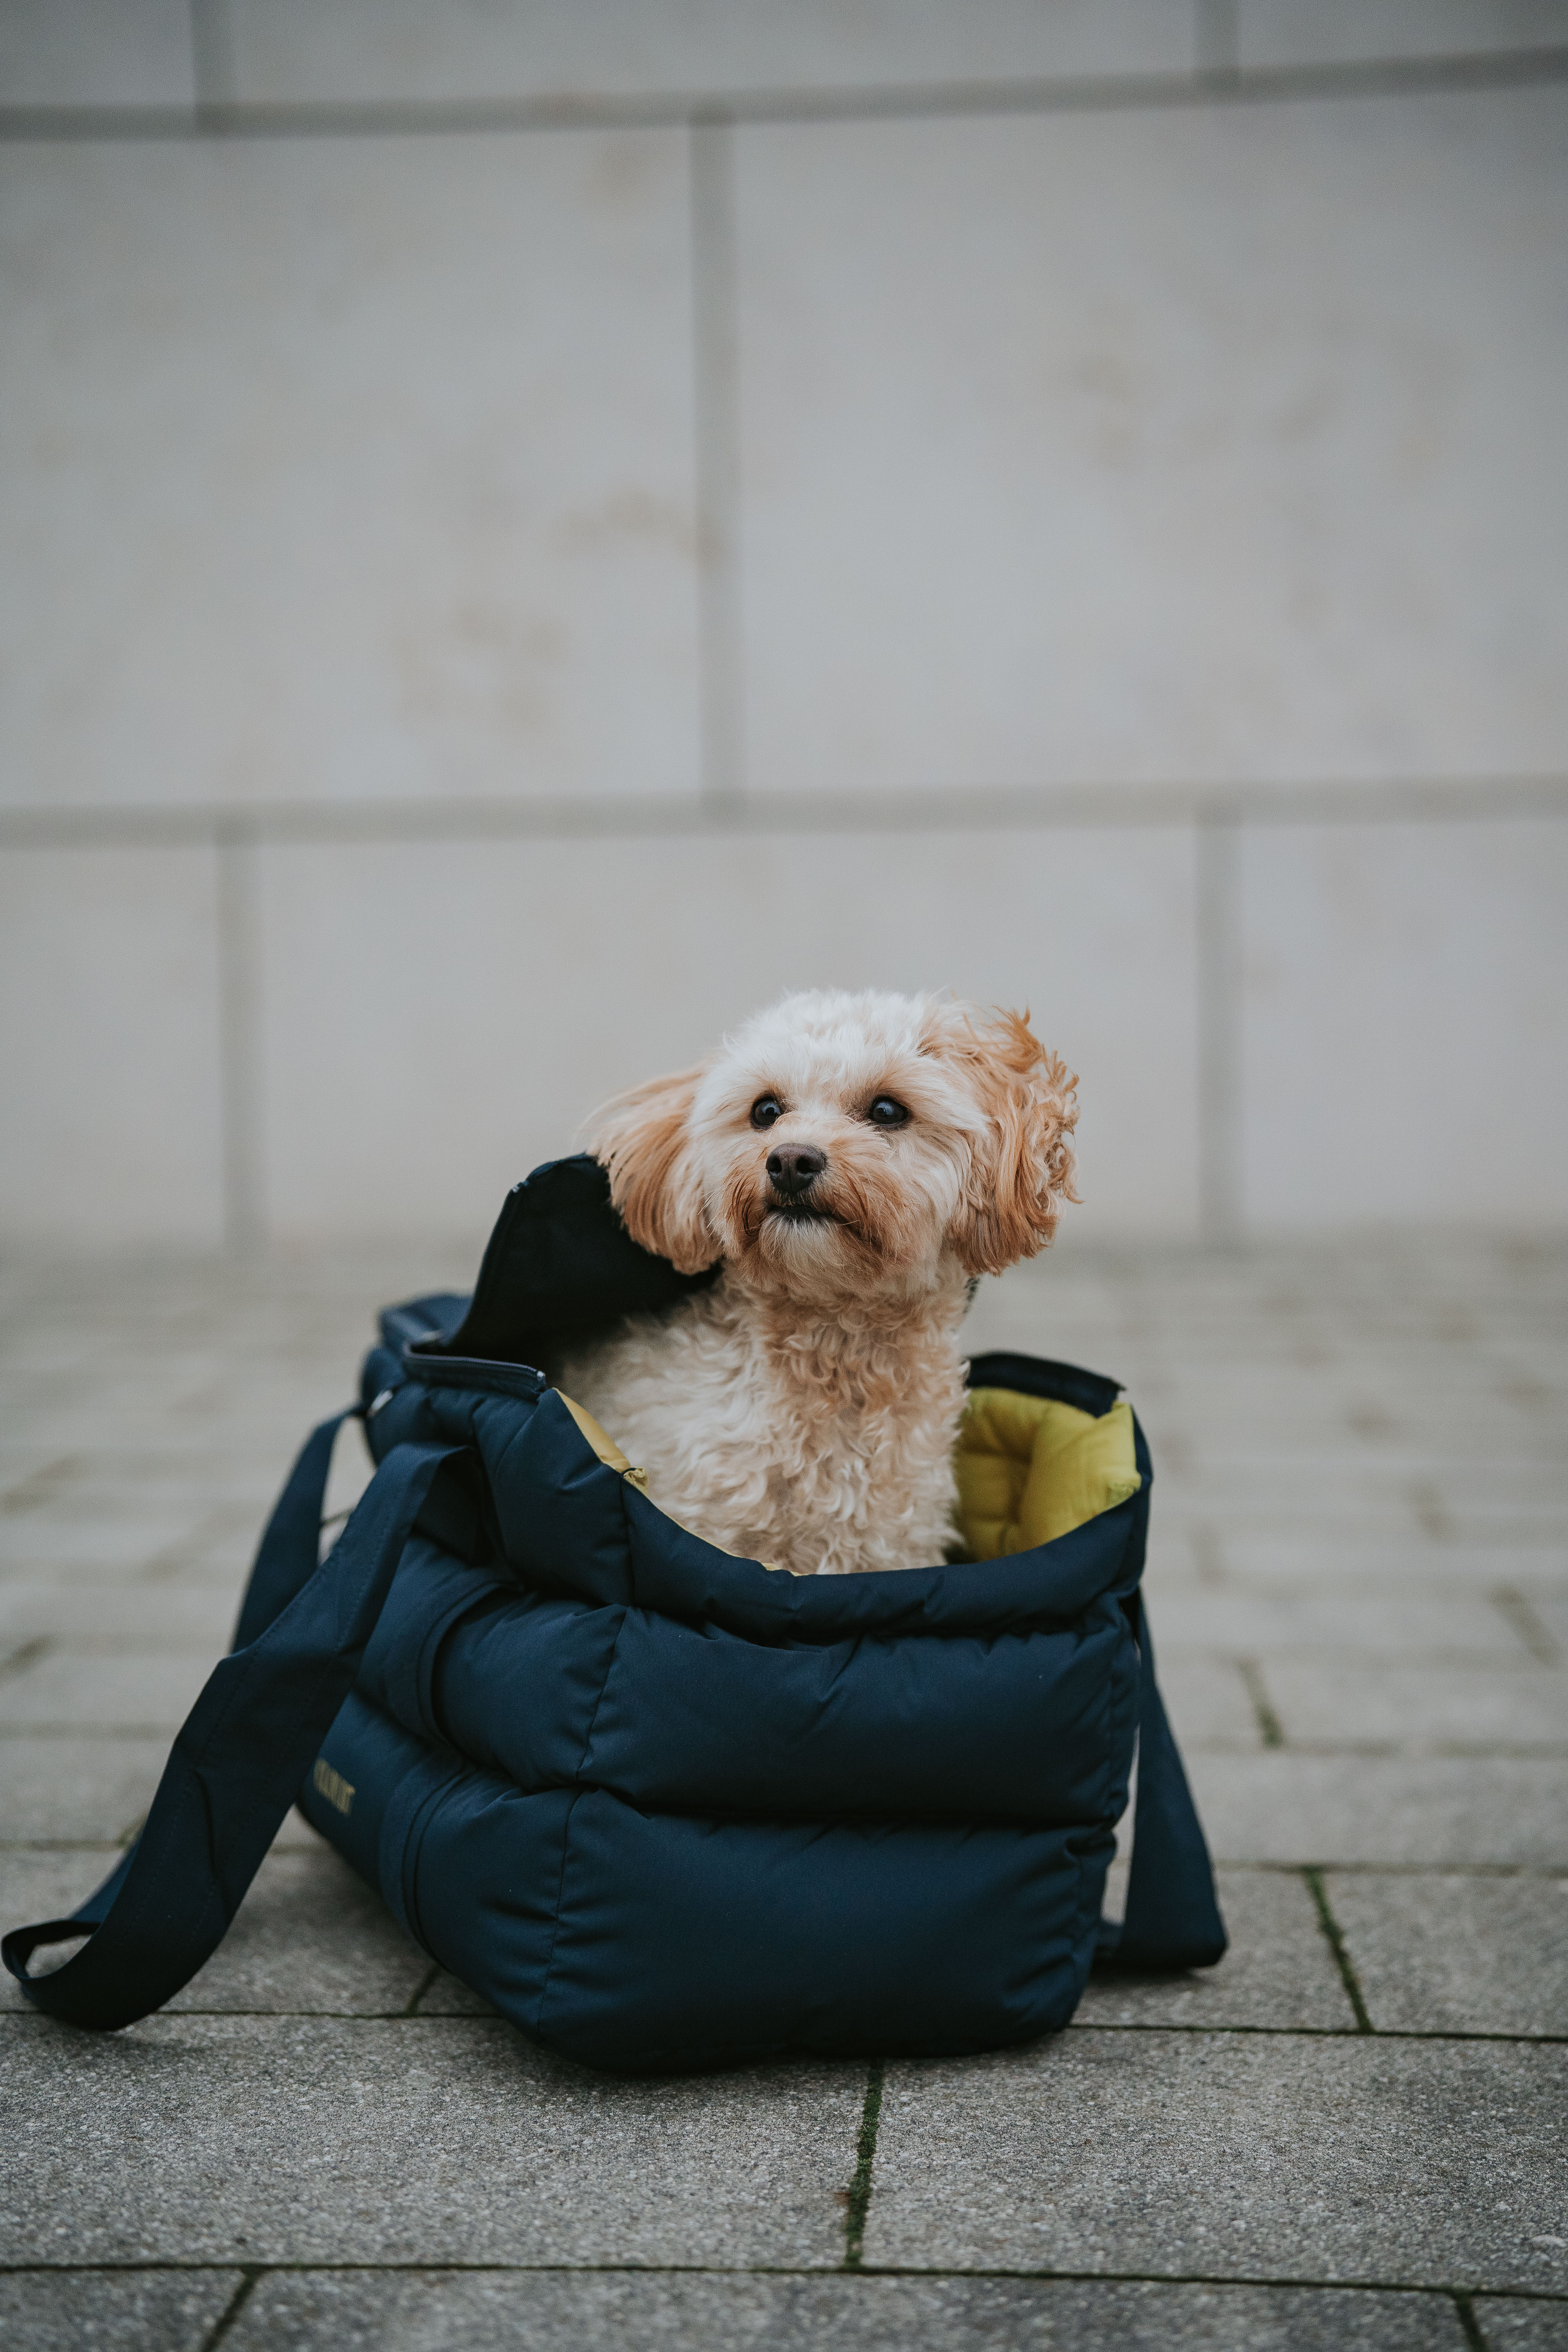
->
[555, 989, 1078, 1577]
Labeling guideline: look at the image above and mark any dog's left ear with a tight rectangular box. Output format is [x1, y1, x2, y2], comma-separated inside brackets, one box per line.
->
[946, 1008, 1080, 1278]
[586, 1066, 717, 1274]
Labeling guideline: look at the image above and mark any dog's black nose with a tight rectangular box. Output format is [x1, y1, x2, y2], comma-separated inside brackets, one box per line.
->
[766, 1143, 827, 1199]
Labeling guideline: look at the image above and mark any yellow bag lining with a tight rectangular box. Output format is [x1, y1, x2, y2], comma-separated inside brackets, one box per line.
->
[561, 1383, 1139, 1568]
[558, 1392, 648, 1494]
[952, 1389, 1141, 1558]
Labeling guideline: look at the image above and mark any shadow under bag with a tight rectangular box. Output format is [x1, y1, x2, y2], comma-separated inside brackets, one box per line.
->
[4, 1157, 1226, 2071]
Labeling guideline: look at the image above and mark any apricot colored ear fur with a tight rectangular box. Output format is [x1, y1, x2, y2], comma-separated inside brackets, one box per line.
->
[949, 1009, 1079, 1277]
[587, 1067, 717, 1274]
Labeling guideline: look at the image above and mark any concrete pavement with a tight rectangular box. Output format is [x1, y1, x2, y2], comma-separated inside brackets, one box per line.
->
[2, 1234, 1565, 2349]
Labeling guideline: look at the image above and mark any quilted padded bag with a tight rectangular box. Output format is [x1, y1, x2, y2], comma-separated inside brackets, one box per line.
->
[5, 1158, 1225, 2069]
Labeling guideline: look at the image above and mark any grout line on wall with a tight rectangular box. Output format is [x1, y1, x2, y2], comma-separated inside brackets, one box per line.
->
[1490, 1586, 1563, 1666]
[216, 821, 266, 1255]
[0, 1635, 52, 1684]
[189, 0, 237, 113]
[4, 46, 1568, 144]
[1196, 811, 1243, 1245]
[690, 118, 747, 813]
[1195, 0, 1240, 81]
[1236, 1658, 1284, 1748]
[3, 775, 1564, 854]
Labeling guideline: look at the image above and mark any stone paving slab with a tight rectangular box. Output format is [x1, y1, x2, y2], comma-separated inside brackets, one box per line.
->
[0, 1579, 237, 1655]
[1152, 1481, 1568, 1546]
[1474, 2300, 1568, 2349]
[1535, 1597, 1568, 1653]
[1258, 1660, 1568, 1751]
[416, 1967, 502, 2017]
[1187, 1751, 1568, 1867]
[0, 2269, 240, 2352]
[865, 2034, 1568, 2291]
[1216, 1539, 1568, 1594]
[2, 1731, 171, 1843]
[1328, 1872, 1568, 2036]
[0, 1237, 1564, 2343]
[1140, 1653, 1261, 1748]
[1145, 1587, 1535, 1661]
[0, 2015, 862, 2270]
[221, 2269, 1481, 2350]
[0, 1443, 289, 1505]
[1078, 1869, 1356, 2033]
[0, 1503, 225, 1576]
[0, 1847, 118, 1987]
[0, 1846, 432, 2016]
[0, 1648, 214, 1731]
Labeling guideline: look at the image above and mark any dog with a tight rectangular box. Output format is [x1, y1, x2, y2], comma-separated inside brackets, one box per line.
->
[553, 989, 1078, 1575]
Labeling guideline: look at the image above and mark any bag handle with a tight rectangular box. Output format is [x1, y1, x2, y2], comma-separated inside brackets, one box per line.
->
[2, 1416, 465, 2031]
[1098, 1602, 1228, 1973]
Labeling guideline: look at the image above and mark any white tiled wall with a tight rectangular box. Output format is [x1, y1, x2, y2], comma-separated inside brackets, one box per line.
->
[1240, 820, 1568, 1229]
[225, 1, 1193, 107]
[1237, 1, 1568, 70]
[257, 826, 1200, 1243]
[0, 131, 701, 810]
[735, 90, 1568, 797]
[0, 6, 1564, 1252]
[0, 1, 195, 106]
[0, 848, 225, 1245]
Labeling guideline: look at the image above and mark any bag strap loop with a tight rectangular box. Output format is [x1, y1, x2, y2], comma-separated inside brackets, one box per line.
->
[2, 1417, 466, 2031]
[1098, 1602, 1228, 1973]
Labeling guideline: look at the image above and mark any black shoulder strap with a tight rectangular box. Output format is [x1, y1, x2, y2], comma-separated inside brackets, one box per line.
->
[2, 1417, 465, 2031]
[1098, 1604, 1228, 1973]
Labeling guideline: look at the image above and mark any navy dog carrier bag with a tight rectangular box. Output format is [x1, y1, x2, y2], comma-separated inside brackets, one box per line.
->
[5, 1157, 1225, 2070]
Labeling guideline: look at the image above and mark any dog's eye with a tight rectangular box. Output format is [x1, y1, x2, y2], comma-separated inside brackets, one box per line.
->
[867, 1096, 910, 1128]
[750, 1096, 783, 1130]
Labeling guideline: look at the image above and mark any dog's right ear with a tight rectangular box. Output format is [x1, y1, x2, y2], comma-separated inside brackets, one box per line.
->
[586, 1067, 717, 1274]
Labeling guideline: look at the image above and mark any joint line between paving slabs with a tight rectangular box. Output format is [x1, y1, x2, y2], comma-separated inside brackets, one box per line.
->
[1236, 1657, 1284, 1748]
[1454, 2290, 1492, 2352]
[8, 2007, 1561, 2041]
[2, 2259, 1566, 2307]
[842, 2059, 885, 2269]
[1303, 1867, 1374, 2034]
[404, 1962, 443, 2015]
[200, 2267, 260, 2352]
[1491, 1584, 1563, 1665]
[5, 2261, 1565, 2306]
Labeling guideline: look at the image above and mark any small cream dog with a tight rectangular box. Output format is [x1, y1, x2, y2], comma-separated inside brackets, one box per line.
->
[555, 989, 1078, 1576]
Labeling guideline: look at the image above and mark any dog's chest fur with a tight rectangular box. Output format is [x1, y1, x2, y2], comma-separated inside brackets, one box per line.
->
[554, 1268, 971, 1576]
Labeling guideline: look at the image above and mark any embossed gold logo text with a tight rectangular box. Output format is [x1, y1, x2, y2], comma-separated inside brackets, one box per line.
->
[312, 1758, 355, 1815]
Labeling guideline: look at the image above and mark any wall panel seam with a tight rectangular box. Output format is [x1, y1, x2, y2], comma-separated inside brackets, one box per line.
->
[3, 47, 1567, 145]
[214, 820, 264, 1254]
[2, 782, 1564, 852]
[690, 118, 746, 813]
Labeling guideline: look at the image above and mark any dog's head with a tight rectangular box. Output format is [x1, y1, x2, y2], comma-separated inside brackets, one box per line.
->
[587, 989, 1078, 1300]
